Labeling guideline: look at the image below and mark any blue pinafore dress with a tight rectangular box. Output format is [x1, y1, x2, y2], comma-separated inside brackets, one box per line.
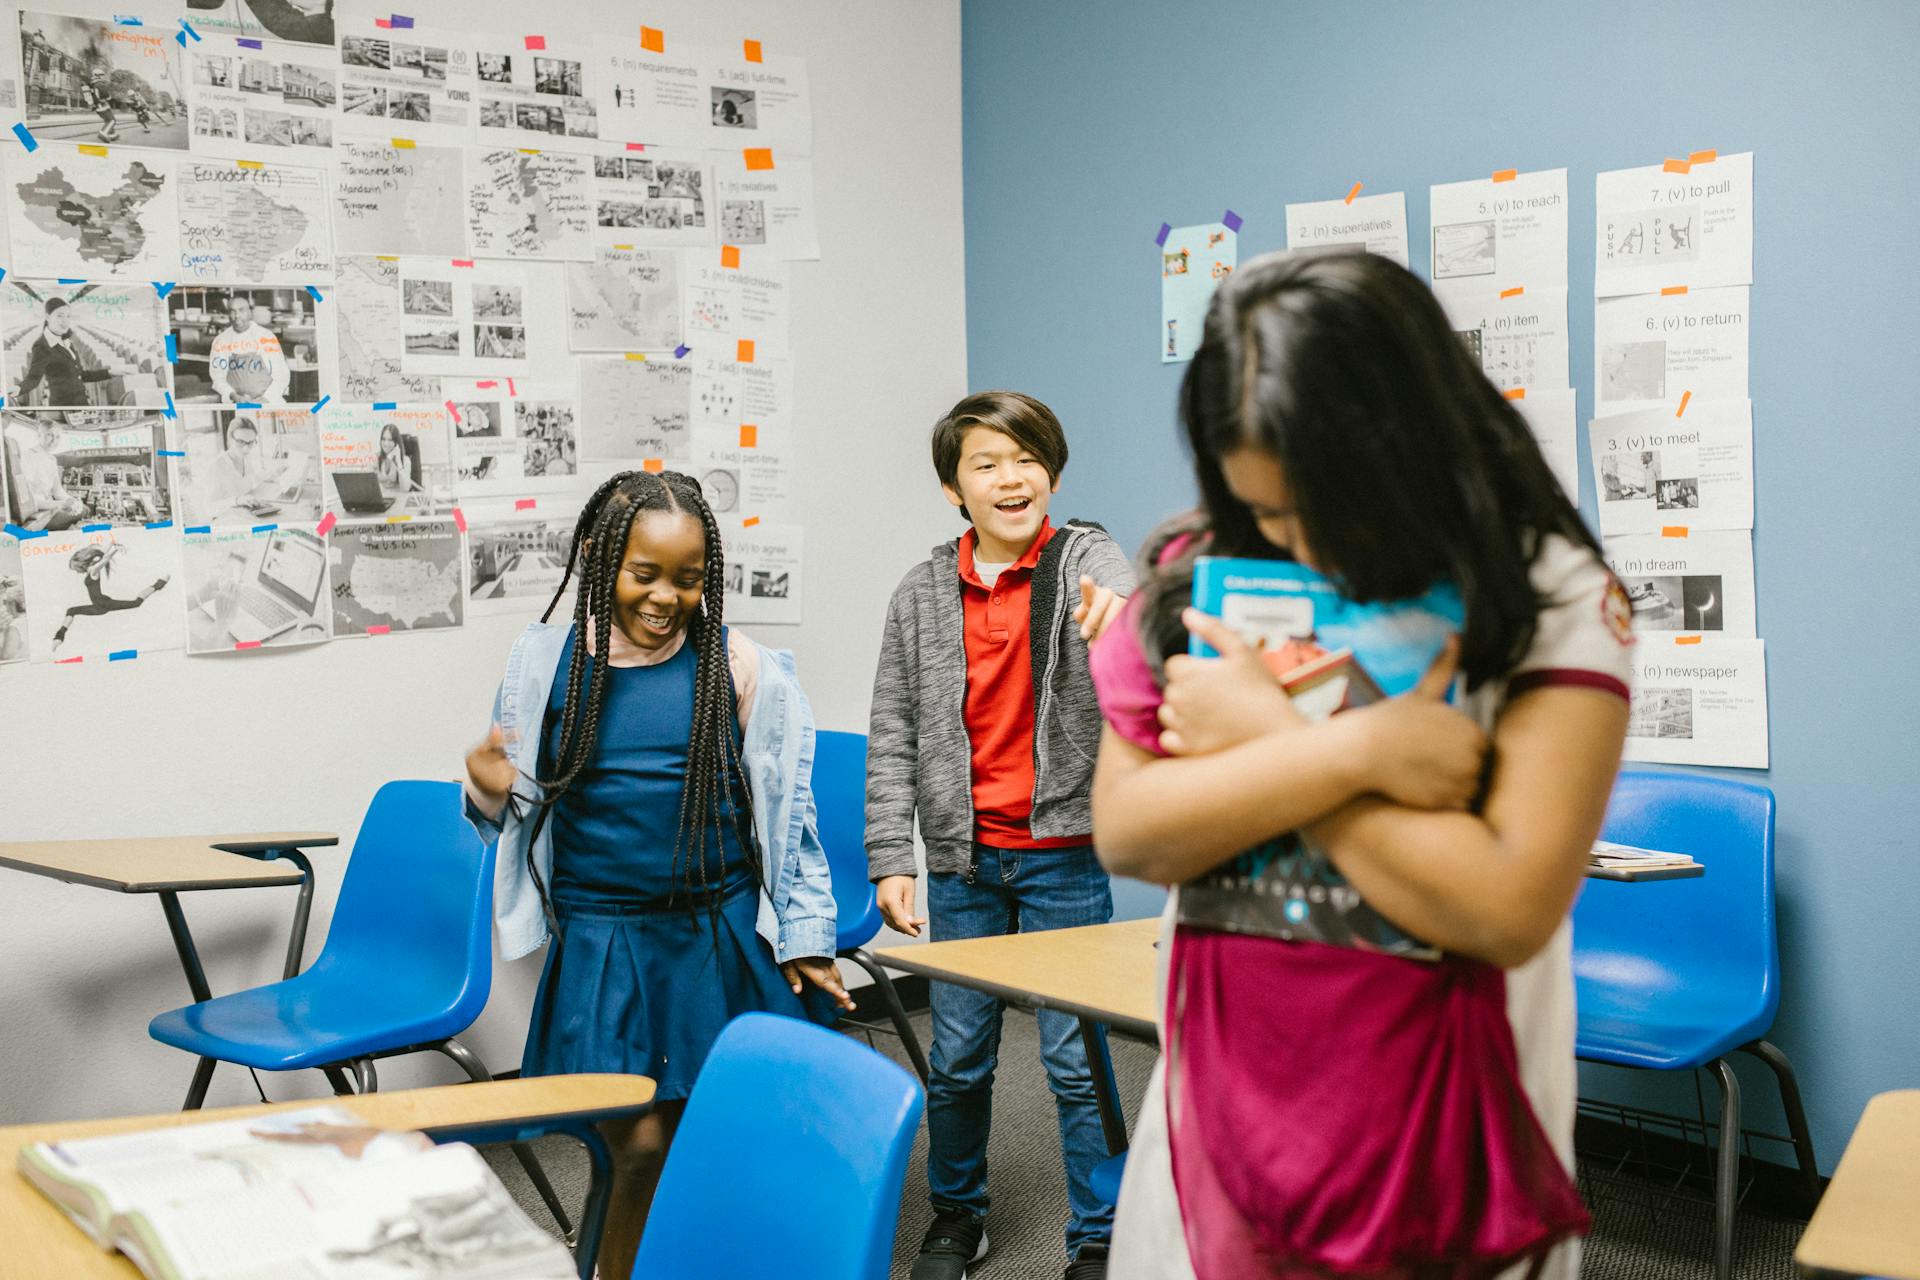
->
[519, 629, 821, 1099]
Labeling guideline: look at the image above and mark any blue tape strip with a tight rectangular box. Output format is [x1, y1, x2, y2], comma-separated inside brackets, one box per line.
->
[12, 123, 37, 153]
[0, 268, 7, 283]
[113, 14, 143, 24]
[252, 523, 279, 533]
[81, 522, 111, 532]
[153, 281, 175, 299]
[185, 524, 212, 535]
[145, 519, 173, 530]
[310, 394, 331, 413]
[163, 391, 177, 419]
[166, 333, 178, 362]
[57, 277, 85, 285]
[4, 523, 48, 540]
[109, 649, 138, 662]
[305, 284, 324, 302]
[158, 449, 185, 457]
[372, 401, 396, 411]
[234, 401, 261, 409]
[178, 18, 201, 41]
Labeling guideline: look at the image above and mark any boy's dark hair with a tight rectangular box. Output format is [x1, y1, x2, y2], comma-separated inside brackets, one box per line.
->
[930, 390, 1069, 521]
[1138, 248, 1606, 690]
[528, 469, 759, 928]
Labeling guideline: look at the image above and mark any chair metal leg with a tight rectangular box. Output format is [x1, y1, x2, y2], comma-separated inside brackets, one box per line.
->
[1738, 1039, 1822, 1214]
[1709, 1058, 1742, 1280]
[434, 1040, 576, 1243]
[570, 1120, 616, 1280]
[842, 947, 930, 1085]
[322, 1066, 357, 1096]
[351, 1057, 377, 1094]
[181, 1057, 217, 1111]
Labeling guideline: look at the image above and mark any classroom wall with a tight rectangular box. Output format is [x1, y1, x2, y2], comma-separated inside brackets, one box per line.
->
[0, 0, 965, 1124]
[960, 0, 1920, 1170]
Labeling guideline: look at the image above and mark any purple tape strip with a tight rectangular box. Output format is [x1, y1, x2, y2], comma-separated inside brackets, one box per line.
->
[1155, 222, 1171, 246]
[673, 344, 690, 358]
[1222, 209, 1243, 233]
[391, 13, 415, 27]
[237, 37, 263, 49]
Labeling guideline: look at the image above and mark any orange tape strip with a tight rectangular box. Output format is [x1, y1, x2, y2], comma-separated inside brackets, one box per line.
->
[1661, 285, 1689, 296]
[1343, 181, 1363, 204]
[743, 38, 762, 62]
[640, 26, 664, 53]
[1503, 387, 1526, 400]
[739, 424, 758, 448]
[1499, 286, 1524, 299]
[742, 516, 760, 528]
[642, 458, 664, 473]
[720, 245, 741, 269]
[736, 338, 755, 363]
[1663, 158, 1690, 174]
[1675, 390, 1692, 417]
[743, 147, 774, 171]
[1661, 526, 1690, 538]
[1689, 149, 1718, 165]
[1674, 635, 1703, 645]
[1491, 168, 1517, 183]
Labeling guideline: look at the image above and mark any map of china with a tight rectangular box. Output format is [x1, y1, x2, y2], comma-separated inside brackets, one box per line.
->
[17, 162, 167, 267]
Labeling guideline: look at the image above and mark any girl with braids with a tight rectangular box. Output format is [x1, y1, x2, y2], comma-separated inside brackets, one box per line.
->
[1087, 250, 1633, 1280]
[462, 469, 849, 1273]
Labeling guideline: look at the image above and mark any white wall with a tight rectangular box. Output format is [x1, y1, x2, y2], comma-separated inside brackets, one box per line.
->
[0, 0, 965, 1124]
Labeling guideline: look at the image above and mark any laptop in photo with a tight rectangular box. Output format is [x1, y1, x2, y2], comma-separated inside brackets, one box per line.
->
[228, 529, 328, 645]
[331, 469, 398, 515]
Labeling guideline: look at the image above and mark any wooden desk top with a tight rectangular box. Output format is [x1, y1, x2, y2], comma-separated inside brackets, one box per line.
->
[878, 917, 1161, 1040]
[1795, 1090, 1920, 1280]
[1, 1074, 656, 1280]
[0, 834, 338, 894]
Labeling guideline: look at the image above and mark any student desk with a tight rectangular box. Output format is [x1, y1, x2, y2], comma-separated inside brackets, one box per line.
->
[0, 833, 338, 1106]
[1794, 1089, 1920, 1280]
[0, 1073, 657, 1280]
[877, 917, 1160, 1156]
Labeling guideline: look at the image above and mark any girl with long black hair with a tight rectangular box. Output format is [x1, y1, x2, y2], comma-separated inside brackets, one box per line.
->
[463, 469, 849, 1276]
[1087, 250, 1634, 1280]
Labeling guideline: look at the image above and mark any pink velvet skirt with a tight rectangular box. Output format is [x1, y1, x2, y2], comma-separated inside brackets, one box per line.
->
[1165, 927, 1589, 1280]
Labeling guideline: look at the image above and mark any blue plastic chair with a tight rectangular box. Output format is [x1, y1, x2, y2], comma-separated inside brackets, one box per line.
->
[631, 1012, 924, 1280]
[813, 730, 930, 1084]
[1574, 768, 1819, 1280]
[147, 780, 572, 1236]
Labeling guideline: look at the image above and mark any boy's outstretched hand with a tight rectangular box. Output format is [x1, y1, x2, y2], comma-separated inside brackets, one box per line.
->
[781, 957, 857, 1012]
[1075, 575, 1127, 642]
[874, 874, 927, 938]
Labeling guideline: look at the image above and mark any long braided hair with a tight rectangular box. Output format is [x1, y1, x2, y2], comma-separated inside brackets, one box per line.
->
[525, 469, 760, 930]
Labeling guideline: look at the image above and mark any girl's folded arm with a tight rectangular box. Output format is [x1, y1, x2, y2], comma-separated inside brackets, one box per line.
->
[1308, 685, 1629, 969]
[1091, 719, 1375, 885]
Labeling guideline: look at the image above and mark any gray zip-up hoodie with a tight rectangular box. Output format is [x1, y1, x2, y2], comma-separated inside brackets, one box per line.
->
[865, 519, 1135, 882]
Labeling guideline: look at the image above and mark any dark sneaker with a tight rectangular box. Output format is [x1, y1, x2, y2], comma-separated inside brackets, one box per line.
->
[911, 1207, 988, 1280]
[1065, 1242, 1110, 1280]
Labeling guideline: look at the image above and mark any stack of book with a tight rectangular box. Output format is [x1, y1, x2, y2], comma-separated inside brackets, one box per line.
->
[1587, 839, 1703, 880]
[19, 1105, 574, 1279]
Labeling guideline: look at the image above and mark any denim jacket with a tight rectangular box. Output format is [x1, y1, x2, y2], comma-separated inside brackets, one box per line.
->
[471, 621, 837, 964]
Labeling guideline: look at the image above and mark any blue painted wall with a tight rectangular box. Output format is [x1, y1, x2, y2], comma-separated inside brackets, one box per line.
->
[961, 0, 1920, 1170]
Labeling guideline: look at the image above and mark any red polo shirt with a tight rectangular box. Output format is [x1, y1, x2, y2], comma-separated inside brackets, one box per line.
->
[958, 520, 1088, 850]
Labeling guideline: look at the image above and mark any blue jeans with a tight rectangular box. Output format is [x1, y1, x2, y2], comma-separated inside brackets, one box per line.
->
[925, 842, 1115, 1253]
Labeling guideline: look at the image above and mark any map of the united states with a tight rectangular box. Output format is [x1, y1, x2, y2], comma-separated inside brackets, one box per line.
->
[15, 162, 167, 268]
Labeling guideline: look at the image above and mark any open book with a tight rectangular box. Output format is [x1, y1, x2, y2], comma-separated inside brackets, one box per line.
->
[18, 1106, 574, 1280]
[1179, 556, 1467, 960]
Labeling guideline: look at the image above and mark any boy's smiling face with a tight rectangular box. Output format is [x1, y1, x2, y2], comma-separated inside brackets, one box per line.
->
[942, 425, 1059, 562]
